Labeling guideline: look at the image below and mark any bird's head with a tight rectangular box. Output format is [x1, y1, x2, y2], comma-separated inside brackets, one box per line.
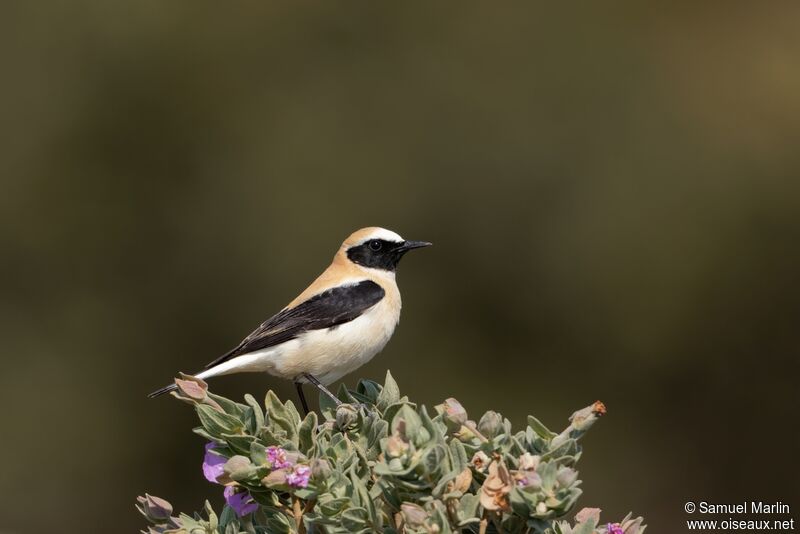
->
[341, 227, 431, 272]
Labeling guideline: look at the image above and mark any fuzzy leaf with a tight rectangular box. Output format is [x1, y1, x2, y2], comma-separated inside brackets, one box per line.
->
[375, 370, 400, 411]
[298, 411, 318, 455]
[340, 507, 369, 531]
[197, 404, 242, 436]
[356, 378, 382, 404]
[528, 415, 556, 438]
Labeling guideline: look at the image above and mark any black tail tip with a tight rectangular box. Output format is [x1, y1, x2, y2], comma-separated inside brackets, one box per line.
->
[147, 383, 178, 398]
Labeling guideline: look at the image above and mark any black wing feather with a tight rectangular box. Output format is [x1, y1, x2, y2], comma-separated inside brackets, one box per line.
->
[202, 280, 385, 370]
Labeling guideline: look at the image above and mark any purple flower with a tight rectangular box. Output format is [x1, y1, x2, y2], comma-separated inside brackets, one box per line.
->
[607, 523, 625, 534]
[202, 442, 226, 483]
[286, 465, 311, 488]
[224, 486, 259, 517]
[266, 446, 293, 469]
[513, 470, 542, 490]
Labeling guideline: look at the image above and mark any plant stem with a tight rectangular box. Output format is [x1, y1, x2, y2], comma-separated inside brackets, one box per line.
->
[490, 512, 505, 534]
[275, 501, 295, 519]
[292, 495, 305, 534]
[464, 421, 489, 442]
[479, 511, 488, 534]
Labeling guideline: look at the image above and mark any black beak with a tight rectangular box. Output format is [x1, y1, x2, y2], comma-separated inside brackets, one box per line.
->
[396, 240, 432, 252]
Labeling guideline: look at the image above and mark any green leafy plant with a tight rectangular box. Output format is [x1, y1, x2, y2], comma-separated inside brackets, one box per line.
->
[138, 372, 645, 534]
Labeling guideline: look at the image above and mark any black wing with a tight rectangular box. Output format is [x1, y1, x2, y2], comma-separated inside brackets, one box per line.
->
[202, 280, 385, 370]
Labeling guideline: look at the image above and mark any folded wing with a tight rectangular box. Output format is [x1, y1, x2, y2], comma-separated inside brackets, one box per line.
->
[202, 279, 386, 369]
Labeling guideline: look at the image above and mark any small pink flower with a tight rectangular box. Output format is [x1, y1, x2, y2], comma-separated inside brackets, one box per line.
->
[607, 523, 624, 534]
[266, 446, 293, 469]
[286, 465, 311, 488]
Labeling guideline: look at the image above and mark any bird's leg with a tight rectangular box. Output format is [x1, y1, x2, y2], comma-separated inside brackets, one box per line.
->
[301, 373, 342, 407]
[294, 380, 310, 416]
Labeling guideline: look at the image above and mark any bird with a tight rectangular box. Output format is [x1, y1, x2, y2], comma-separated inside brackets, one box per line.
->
[148, 227, 431, 414]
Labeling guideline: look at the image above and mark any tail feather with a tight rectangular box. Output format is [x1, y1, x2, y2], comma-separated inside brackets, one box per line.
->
[147, 358, 239, 399]
[147, 383, 178, 398]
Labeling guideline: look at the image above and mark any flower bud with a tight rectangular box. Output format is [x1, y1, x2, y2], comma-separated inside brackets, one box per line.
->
[136, 494, 173, 522]
[567, 401, 606, 434]
[400, 502, 428, 527]
[440, 398, 468, 431]
[335, 403, 359, 430]
[477, 411, 503, 438]
[556, 466, 578, 487]
[311, 458, 332, 481]
[173, 374, 222, 411]
[175, 375, 207, 400]
[220, 455, 253, 483]
[262, 469, 288, 489]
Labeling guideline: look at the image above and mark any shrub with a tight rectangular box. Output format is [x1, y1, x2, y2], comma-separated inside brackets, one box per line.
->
[138, 372, 645, 534]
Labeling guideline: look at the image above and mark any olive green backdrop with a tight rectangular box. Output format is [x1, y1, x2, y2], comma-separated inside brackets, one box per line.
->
[1, 2, 799, 532]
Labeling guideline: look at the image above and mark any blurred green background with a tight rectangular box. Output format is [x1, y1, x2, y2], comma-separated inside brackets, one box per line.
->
[1, 2, 799, 532]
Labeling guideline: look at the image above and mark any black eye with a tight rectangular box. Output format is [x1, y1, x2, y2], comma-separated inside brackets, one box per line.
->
[369, 240, 382, 251]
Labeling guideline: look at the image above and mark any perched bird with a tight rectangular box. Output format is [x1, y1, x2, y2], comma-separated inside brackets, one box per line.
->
[148, 227, 431, 414]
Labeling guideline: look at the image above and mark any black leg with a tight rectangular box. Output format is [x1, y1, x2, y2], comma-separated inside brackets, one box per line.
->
[302, 373, 342, 406]
[295, 381, 310, 416]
